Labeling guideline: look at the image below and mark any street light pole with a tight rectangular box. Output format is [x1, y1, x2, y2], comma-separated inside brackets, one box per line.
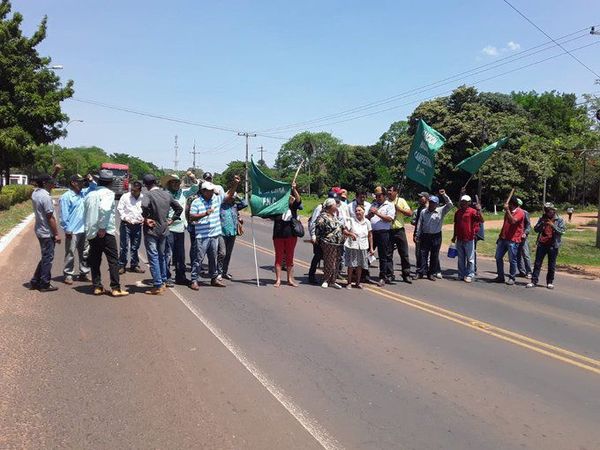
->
[238, 132, 257, 202]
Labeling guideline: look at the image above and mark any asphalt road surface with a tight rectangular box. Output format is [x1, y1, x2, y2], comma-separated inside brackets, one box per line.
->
[1, 215, 599, 449]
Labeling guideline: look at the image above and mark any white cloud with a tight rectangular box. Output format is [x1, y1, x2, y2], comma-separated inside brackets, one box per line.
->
[482, 45, 499, 56]
[507, 41, 521, 51]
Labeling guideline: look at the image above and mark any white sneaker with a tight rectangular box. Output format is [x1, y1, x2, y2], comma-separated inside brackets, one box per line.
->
[216, 274, 223, 281]
[547, 284, 554, 290]
[526, 282, 536, 288]
[435, 272, 443, 279]
[321, 282, 328, 289]
[526, 273, 532, 279]
[332, 283, 342, 289]
[464, 276, 473, 283]
[346, 284, 353, 290]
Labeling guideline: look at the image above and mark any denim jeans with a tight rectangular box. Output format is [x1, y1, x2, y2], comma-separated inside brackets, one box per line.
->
[193, 236, 219, 281]
[188, 225, 198, 278]
[145, 234, 167, 288]
[517, 237, 532, 275]
[64, 232, 90, 277]
[89, 234, 121, 289]
[218, 235, 237, 276]
[495, 239, 519, 281]
[532, 245, 559, 285]
[31, 237, 55, 287]
[118, 222, 142, 269]
[456, 239, 475, 279]
[165, 231, 187, 282]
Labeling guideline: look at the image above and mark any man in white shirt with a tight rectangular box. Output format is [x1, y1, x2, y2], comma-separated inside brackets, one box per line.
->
[367, 186, 395, 286]
[117, 180, 145, 274]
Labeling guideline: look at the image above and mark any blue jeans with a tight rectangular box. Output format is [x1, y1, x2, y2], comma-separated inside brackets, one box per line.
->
[119, 222, 142, 268]
[165, 231, 187, 282]
[456, 239, 475, 279]
[193, 236, 219, 282]
[517, 237, 532, 275]
[188, 225, 198, 278]
[145, 234, 167, 287]
[495, 239, 519, 281]
[532, 245, 558, 285]
[31, 237, 55, 287]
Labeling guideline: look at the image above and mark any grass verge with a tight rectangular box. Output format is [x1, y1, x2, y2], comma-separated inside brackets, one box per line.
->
[0, 201, 32, 237]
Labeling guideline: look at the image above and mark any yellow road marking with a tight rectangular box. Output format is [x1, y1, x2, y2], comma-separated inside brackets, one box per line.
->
[238, 239, 600, 375]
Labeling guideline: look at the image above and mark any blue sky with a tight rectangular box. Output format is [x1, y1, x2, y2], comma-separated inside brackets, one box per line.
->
[12, 0, 600, 173]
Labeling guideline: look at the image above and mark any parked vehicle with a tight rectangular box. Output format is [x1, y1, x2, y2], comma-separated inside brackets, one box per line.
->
[100, 163, 129, 198]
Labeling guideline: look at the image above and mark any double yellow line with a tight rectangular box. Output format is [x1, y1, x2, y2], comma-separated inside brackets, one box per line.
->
[238, 239, 600, 376]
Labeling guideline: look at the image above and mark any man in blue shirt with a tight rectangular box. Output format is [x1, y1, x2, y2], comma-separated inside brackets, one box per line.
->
[189, 176, 239, 290]
[60, 174, 96, 284]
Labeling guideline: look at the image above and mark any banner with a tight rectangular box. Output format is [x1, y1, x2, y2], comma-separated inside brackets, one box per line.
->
[405, 119, 446, 189]
[457, 137, 508, 174]
[248, 159, 291, 217]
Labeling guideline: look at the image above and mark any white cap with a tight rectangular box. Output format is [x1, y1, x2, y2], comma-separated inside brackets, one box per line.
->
[201, 181, 217, 191]
[460, 195, 472, 202]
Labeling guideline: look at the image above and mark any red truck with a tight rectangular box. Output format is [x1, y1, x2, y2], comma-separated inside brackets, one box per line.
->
[100, 163, 129, 198]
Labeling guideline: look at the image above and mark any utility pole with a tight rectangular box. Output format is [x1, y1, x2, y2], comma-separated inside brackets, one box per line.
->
[173, 135, 179, 171]
[258, 145, 266, 163]
[238, 132, 257, 202]
[190, 139, 200, 171]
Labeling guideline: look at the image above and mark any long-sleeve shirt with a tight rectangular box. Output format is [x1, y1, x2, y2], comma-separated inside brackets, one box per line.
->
[142, 187, 183, 238]
[59, 183, 97, 234]
[533, 215, 566, 248]
[416, 194, 453, 237]
[168, 183, 199, 233]
[453, 207, 483, 241]
[84, 186, 117, 240]
[117, 192, 144, 224]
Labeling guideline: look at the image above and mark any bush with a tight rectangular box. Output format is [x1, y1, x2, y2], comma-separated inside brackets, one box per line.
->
[2, 185, 34, 205]
[0, 194, 13, 210]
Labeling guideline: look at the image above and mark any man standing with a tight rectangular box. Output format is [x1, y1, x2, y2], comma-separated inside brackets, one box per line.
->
[415, 190, 453, 281]
[189, 176, 240, 289]
[30, 174, 61, 292]
[451, 194, 483, 283]
[348, 189, 372, 221]
[411, 192, 429, 269]
[84, 170, 129, 297]
[367, 186, 396, 286]
[60, 174, 96, 285]
[493, 196, 525, 285]
[202, 172, 226, 277]
[162, 173, 199, 286]
[516, 199, 532, 278]
[387, 185, 413, 284]
[141, 174, 183, 295]
[527, 203, 566, 290]
[117, 180, 145, 274]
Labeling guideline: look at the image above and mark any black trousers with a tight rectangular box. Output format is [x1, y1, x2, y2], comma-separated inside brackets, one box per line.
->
[532, 244, 558, 285]
[372, 229, 392, 280]
[419, 232, 442, 277]
[309, 242, 323, 279]
[388, 228, 411, 277]
[89, 234, 121, 289]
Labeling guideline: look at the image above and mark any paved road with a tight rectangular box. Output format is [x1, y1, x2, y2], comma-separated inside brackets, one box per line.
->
[1, 216, 599, 449]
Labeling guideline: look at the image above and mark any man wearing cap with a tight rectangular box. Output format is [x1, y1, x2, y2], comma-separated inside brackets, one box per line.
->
[203, 172, 227, 277]
[387, 185, 413, 284]
[367, 186, 396, 286]
[411, 192, 429, 269]
[59, 174, 97, 285]
[162, 172, 199, 286]
[516, 199, 532, 279]
[527, 203, 566, 290]
[189, 176, 240, 289]
[451, 193, 483, 283]
[493, 196, 525, 285]
[30, 174, 61, 292]
[117, 180, 145, 274]
[415, 189, 453, 281]
[84, 170, 129, 297]
[202, 172, 226, 197]
[141, 174, 184, 295]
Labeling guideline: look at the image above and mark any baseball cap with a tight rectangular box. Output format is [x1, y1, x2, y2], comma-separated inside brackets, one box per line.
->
[98, 169, 114, 182]
[142, 174, 157, 185]
[201, 181, 217, 191]
[429, 195, 440, 203]
[517, 198, 523, 206]
[417, 192, 430, 198]
[460, 195, 472, 202]
[202, 172, 213, 180]
[340, 189, 348, 199]
[70, 174, 85, 183]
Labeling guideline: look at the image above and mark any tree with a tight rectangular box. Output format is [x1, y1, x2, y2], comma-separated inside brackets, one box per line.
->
[0, 1, 74, 187]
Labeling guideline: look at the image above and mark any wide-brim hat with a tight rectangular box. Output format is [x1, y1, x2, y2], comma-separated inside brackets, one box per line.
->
[160, 174, 180, 188]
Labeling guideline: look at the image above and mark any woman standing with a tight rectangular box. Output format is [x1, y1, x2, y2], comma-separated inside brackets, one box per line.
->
[272, 182, 301, 287]
[315, 198, 346, 289]
[344, 205, 374, 289]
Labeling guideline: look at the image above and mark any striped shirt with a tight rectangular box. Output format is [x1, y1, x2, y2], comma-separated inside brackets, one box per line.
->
[190, 194, 223, 238]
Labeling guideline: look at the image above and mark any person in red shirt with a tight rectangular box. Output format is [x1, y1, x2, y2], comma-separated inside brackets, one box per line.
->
[493, 196, 524, 285]
[451, 194, 483, 283]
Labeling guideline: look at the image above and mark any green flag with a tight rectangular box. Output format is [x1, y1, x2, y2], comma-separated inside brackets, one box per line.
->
[248, 159, 291, 217]
[405, 119, 446, 189]
[456, 137, 509, 174]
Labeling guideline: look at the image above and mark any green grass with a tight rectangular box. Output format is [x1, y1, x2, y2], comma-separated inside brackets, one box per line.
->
[460, 228, 600, 268]
[0, 201, 33, 237]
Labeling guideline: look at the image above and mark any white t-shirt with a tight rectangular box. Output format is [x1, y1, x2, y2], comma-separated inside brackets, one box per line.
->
[369, 201, 395, 231]
[345, 217, 372, 250]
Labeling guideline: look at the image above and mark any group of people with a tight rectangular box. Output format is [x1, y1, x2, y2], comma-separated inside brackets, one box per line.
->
[30, 169, 246, 296]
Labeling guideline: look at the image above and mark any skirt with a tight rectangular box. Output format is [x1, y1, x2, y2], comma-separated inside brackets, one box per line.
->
[344, 247, 369, 270]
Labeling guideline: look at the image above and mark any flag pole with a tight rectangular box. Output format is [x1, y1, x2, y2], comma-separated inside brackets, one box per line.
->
[462, 173, 475, 190]
[250, 215, 260, 287]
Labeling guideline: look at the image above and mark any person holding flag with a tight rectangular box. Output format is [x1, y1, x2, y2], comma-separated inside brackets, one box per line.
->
[271, 182, 302, 287]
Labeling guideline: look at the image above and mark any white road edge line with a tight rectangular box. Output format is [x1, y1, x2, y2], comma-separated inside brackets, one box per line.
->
[170, 286, 343, 450]
[0, 213, 34, 254]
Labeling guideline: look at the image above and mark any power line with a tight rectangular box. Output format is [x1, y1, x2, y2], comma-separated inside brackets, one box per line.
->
[503, 0, 600, 79]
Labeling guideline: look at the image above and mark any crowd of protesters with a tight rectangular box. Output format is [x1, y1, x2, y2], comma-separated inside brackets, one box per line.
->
[29, 168, 566, 296]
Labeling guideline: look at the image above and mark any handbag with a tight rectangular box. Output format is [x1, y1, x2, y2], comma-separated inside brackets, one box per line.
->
[291, 217, 305, 238]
